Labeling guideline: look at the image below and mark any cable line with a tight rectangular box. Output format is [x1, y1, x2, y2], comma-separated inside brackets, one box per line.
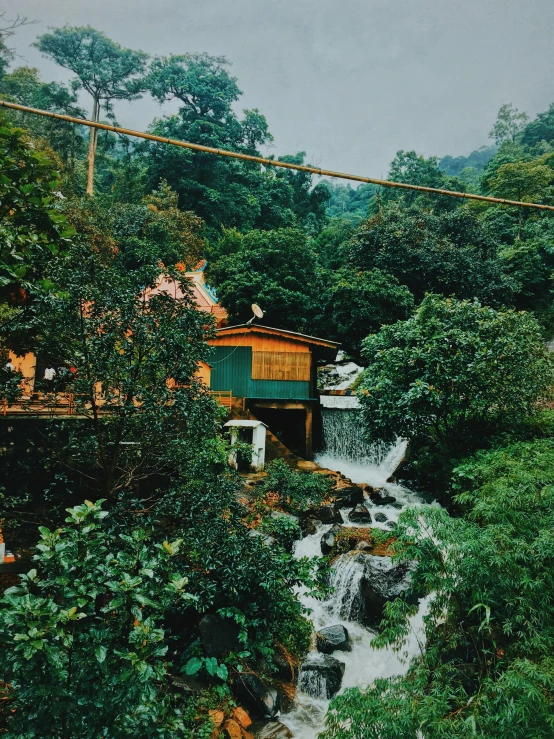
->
[1, 98, 554, 212]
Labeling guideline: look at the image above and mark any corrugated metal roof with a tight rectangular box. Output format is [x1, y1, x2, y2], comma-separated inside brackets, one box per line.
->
[215, 324, 340, 348]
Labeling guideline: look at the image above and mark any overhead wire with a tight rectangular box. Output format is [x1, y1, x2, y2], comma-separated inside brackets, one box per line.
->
[1, 98, 554, 212]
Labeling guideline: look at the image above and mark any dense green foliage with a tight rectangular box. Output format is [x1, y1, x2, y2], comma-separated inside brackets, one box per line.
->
[4, 19, 554, 737]
[322, 268, 414, 362]
[323, 438, 554, 738]
[359, 295, 554, 488]
[0, 501, 205, 738]
[254, 459, 333, 514]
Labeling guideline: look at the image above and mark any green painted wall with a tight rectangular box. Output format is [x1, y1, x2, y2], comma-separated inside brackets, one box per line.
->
[210, 346, 311, 399]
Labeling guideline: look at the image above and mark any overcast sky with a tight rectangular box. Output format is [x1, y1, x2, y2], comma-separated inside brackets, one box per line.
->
[6, 0, 554, 177]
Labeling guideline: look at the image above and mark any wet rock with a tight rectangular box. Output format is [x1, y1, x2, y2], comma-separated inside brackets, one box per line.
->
[199, 614, 241, 658]
[385, 521, 396, 530]
[373, 512, 388, 523]
[349, 504, 371, 523]
[316, 624, 351, 654]
[255, 722, 293, 739]
[301, 517, 321, 536]
[333, 484, 364, 507]
[369, 491, 397, 506]
[297, 460, 319, 471]
[299, 655, 345, 699]
[234, 673, 282, 719]
[273, 652, 296, 682]
[320, 524, 342, 555]
[359, 554, 416, 627]
[316, 504, 344, 524]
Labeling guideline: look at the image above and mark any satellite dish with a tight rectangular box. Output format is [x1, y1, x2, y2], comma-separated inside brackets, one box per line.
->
[251, 304, 264, 319]
[246, 303, 264, 325]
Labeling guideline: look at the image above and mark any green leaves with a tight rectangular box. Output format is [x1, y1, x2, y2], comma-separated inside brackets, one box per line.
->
[0, 500, 200, 736]
[184, 656, 228, 682]
[359, 294, 554, 489]
[323, 438, 554, 738]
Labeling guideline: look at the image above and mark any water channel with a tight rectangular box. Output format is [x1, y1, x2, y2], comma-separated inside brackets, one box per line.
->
[280, 403, 433, 738]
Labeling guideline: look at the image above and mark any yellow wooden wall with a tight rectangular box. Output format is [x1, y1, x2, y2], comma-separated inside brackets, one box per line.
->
[209, 334, 310, 353]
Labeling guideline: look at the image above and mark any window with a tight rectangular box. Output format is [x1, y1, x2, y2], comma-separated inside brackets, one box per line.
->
[252, 351, 311, 381]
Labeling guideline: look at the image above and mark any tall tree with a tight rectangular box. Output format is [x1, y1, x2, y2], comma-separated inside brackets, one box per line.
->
[348, 205, 515, 305]
[35, 26, 148, 196]
[209, 227, 324, 333]
[358, 294, 554, 489]
[489, 103, 529, 145]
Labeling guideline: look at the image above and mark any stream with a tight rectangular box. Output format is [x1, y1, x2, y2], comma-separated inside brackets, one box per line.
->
[280, 404, 433, 738]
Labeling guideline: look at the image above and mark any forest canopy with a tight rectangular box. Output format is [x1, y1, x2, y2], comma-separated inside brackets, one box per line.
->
[2, 19, 554, 739]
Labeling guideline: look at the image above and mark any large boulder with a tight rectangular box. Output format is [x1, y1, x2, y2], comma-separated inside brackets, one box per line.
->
[199, 614, 241, 658]
[320, 524, 342, 555]
[272, 651, 295, 682]
[234, 673, 282, 719]
[316, 624, 351, 654]
[316, 504, 344, 525]
[369, 490, 397, 506]
[349, 504, 371, 523]
[299, 655, 345, 699]
[333, 484, 364, 508]
[359, 554, 416, 627]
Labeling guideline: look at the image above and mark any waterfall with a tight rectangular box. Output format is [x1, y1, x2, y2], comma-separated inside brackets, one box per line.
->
[280, 411, 433, 738]
[298, 662, 328, 699]
[326, 553, 366, 621]
[317, 406, 408, 487]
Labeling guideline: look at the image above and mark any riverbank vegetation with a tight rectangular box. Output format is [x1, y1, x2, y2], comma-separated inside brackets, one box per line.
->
[2, 20, 554, 738]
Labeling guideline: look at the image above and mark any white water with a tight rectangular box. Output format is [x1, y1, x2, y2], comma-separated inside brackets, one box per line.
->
[280, 411, 433, 738]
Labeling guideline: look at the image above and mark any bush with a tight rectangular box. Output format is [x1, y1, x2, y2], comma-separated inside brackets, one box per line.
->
[255, 460, 333, 513]
[259, 513, 303, 552]
[359, 294, 554, 493]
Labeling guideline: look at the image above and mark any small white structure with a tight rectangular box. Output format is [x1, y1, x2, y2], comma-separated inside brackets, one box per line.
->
[224, 420, 267, 471]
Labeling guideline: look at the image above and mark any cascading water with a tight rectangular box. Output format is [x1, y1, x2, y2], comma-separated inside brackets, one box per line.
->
[326, 553, 366, 621]
[317, 405, 409, 490]
[280, 400, 433, 738]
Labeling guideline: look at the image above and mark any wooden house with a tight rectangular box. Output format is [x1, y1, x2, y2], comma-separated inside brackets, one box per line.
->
[207, 324, 339, 458]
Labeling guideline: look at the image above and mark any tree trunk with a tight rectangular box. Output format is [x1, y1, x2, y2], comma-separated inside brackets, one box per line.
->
[86, 97, 99, 197]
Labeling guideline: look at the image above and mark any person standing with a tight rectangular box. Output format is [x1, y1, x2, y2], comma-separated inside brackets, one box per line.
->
[44, 366, 56, 393]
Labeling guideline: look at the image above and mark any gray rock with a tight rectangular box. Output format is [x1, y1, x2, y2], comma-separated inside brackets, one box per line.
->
[373, 512, 388, 523]
[199, 614, 241, 658]
[316, 624, 351, 654]
[302, 518, 322, 536]
[320, 524, 342, 555]
[316, 504, 344, 524]
[359, 554, 416, 627]
[255, 721, 293, 739]
[248, 529, 276, 547]
[299, 655, 345, 699]
[349, 504, 371, 523]
[333, 485, 364, 508]
[234, 673, 282, 719]
[385, 521, 396, 530]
